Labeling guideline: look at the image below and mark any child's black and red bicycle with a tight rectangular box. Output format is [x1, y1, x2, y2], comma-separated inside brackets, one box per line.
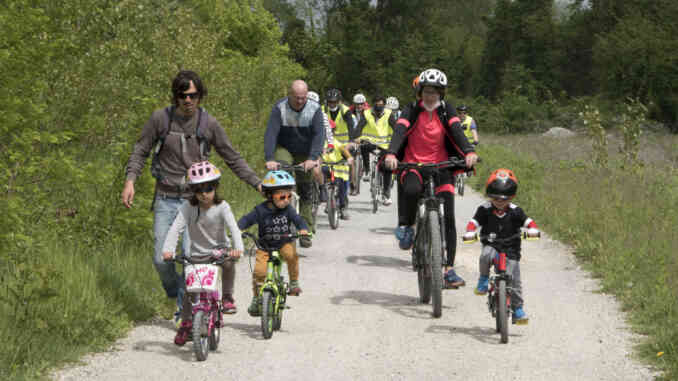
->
[464, 231, 538, 343]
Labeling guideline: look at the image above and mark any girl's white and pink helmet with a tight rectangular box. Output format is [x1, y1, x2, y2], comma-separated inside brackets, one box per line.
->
[187, 161, 221, 185]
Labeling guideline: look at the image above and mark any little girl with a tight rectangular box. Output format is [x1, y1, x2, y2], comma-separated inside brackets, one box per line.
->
[162, 161, 243, 346]
[238, 170, 309, 317]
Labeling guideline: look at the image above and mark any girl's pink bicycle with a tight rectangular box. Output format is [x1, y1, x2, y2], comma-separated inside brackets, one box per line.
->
[168, 249, 234, 361]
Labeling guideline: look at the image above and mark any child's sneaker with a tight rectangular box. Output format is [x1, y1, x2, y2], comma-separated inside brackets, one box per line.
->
[513, 307, 529, 325]
[222, 294, 237, 314]
[444, 268, 466, 289]
[474, 275, 489, 295]
[174, 321, 192, 346]
[288, 280, 302, 296]
[247, 296, 261, 317]
[299, 235, 312, 248]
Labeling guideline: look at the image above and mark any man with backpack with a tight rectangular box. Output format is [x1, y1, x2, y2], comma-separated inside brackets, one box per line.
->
[121, 70, 261, 324]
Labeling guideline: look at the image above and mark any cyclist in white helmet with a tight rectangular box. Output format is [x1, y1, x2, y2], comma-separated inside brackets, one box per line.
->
[383, 68, 478, 289]
[386, 96, 401, 119]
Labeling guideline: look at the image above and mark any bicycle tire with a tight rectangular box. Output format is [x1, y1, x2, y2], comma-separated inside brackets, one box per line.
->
[415, 222, 432, 303]
[273, 283, 285, 331]
[311, 182, 319, 232]
[427, 210, 443, 318]
[497, 279, 509, 343]
[371, 168, 379, 214]
[208, 308, 220, 351]
[353, 154, 362, 194]
[192, 310, 209, 361]
[261, 290, 275, 339]
[456, 175, 465, 196]
[328, 186, 338, 229]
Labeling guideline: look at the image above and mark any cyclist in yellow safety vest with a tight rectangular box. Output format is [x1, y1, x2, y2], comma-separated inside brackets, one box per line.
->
[320, 139, 354, 219]
[457, 105, 479, 146]
[352, 95, 397, 206]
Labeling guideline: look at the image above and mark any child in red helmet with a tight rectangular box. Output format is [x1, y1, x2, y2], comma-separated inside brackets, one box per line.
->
[462, 169, 540, 324]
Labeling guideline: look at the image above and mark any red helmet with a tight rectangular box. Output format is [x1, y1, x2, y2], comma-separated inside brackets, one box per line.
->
[485, 169, 518, 200]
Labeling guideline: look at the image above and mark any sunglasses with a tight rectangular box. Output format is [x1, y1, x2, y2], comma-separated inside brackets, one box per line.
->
[191, 183, 216, 193]
[180, 92, 200, 100]
[273, 193, 292, 201]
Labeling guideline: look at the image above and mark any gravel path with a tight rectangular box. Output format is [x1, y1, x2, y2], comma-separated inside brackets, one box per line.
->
[53, 186, 658, 380]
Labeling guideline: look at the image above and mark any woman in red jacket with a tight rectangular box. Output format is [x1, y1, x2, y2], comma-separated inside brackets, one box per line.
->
[384, 68, 478, 288]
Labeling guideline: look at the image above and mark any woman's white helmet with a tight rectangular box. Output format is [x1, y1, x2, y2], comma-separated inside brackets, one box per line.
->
[418, 68, 448, 88]
[385, 96, 399, 110]
[352, 93, 366, 104]
[307, 91, 320, 103]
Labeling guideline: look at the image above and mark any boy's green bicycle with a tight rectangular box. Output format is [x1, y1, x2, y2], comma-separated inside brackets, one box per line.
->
[242, 231, 310, 339]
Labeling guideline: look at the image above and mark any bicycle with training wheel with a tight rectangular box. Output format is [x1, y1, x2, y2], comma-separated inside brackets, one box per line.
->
[464, 231, 538, 343]
[322, 160, 348, 230]
[396, 158, 472, 318]
[167, 249, 235, 361]
[241, 231, 311, 339]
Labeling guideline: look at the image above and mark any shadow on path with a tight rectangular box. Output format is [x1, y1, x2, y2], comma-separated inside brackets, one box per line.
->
[426, 324, 523, 345]
[330, 290, 454, 320]
[346, 255, 411, 272]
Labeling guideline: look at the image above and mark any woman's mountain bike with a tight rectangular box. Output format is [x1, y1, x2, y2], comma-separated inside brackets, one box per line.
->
[396, 158, 470, 318]
[322, 160, 347, 229]
[464, 231, 538, 343]
[242, 232, 310, 339]
[167, 250, 234, 361]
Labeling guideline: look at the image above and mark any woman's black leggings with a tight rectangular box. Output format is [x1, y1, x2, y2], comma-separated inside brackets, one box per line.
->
[397, 169, 457, 267]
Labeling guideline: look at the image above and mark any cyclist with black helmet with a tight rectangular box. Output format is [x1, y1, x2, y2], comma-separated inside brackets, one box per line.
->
[462, 169, 540, 324]
[238, 170, 310, 316]
[384, 68, 478, 289]
[457, 105, 479, 146]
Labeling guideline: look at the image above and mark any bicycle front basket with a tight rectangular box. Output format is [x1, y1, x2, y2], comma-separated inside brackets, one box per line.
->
[185, 264, 222, 293]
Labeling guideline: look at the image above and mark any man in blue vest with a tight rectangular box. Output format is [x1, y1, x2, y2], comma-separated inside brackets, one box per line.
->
[264, 80, 326, 247]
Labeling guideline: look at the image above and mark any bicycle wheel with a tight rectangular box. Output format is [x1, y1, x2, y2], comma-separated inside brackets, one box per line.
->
[311, 182, 319, 231]
[415, 224, 431, 303]
[261, 290, 275, 339]
[208, 307, 221, 351]
[328, 186, 339, 229]
[427, 210, 443, 318]
[456, 175, 465, 196]
[192, 310, 209, 361]
[497, 279, 509, 343]
[371, 169, 379, 214]
[353, 153, 362, 194]
[273, 283, 286, 331]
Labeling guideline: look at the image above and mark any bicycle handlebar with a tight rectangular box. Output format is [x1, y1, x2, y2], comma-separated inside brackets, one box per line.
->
[166, 250, 238, 265]
[395, 157, 470, 172]
[242, 231, 313, 252]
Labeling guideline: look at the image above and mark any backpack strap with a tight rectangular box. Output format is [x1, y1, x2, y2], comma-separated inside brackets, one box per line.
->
[153, 106, 210, 160]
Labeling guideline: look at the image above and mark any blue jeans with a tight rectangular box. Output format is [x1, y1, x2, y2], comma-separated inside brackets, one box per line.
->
[153, 196, 190, 311]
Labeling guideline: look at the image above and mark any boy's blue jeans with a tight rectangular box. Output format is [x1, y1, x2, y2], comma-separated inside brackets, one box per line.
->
[153, 196, 190, 312]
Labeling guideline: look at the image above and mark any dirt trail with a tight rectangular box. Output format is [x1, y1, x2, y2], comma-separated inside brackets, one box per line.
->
[53, 187, 657, 380]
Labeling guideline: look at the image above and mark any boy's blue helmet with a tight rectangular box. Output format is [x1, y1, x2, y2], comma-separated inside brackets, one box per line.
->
[262, 170, 296, 190]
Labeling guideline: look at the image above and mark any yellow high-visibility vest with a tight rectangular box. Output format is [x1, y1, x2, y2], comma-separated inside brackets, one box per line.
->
[322, 104, 352, 144]
[360, 109, 392, 149]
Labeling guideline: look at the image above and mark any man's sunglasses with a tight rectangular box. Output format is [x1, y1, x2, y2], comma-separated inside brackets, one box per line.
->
[179, 92, 200, 100]
[191, 183, 216, 193]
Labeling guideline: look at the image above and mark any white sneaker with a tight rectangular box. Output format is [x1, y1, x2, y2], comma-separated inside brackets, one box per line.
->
[362, 175, 370, 182]
[382, 197, 392, 206]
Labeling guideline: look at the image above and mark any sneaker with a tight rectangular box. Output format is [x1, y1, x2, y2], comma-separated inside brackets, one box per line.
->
[288, 280, 302, 296]
[339, 207, 350, 220]
[299, 235, 312, 248]
[474, 275, 489, 295]
[382, 197, 392, 206]
[395, 226, 414, 250]
[513, 307, 529, 325]
[222, 295, 237, 314]
[174, 321, 192, 346]
[444, 268, 466, 289]
[362, 174, 370, 182]
[248, 296, 261, 317]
